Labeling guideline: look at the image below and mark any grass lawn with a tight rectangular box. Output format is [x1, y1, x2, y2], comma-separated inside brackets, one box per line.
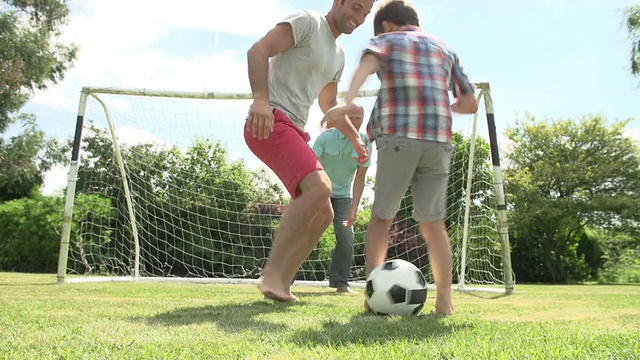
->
[0, 272, 639, 359]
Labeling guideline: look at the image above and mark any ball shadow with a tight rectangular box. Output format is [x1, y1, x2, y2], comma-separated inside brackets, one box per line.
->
[289, 311, 470, 346]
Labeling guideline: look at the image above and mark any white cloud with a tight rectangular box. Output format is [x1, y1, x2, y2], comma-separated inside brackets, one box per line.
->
[116, 125, 170, 150]
[42, 164, 69, 196]
[627, 127, 640, 142]
[29, 0, 294, 113]
[61, 0, 294, 49]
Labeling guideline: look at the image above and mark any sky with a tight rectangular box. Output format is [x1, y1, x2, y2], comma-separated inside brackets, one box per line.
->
[12, 0, 640, 195]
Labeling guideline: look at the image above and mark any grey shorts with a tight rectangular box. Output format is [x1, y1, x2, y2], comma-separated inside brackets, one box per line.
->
[373, 134, 454, 223]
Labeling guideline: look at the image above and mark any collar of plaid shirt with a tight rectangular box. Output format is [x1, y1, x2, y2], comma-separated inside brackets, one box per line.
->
[398, 25, 421, 32]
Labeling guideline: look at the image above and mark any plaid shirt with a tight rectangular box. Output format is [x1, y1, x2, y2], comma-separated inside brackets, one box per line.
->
[364, 26, 475, 144]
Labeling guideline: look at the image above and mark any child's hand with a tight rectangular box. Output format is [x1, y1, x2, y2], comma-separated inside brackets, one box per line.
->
[351, 137, 370, 165]
[342, 207, 358, 227]
[321, 102, 362, 129]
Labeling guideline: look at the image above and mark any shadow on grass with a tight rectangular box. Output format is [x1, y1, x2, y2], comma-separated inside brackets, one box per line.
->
[289, 311, 471, 346]
[0, 282, 57, 286]
[292, 290, 360, 298]
[132, 300, 299, 333]
[460, 291, 511, 300]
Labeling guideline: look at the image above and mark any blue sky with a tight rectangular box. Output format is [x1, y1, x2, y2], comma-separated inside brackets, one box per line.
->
[15, 0, 640, 193]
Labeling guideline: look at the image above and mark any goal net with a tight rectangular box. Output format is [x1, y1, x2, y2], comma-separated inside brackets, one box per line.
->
[56, 83, 515, 294]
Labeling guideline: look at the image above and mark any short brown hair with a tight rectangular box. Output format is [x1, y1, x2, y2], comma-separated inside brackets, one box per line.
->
[373, 0, 420, 35]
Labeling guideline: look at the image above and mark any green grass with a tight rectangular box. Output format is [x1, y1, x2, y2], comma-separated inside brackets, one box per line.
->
[1, 273, 639, 359]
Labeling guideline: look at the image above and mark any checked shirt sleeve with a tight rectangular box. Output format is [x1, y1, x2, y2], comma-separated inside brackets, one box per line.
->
[362, 36, 391, 66]
[450, 53, 475, 97]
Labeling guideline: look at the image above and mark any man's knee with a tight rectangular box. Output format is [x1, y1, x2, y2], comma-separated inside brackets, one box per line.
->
[321, 202, 335, 226]
[299, 170, 332, 201]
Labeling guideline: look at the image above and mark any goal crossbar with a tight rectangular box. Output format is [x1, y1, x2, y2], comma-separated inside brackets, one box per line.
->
[77, 81, 491, 100]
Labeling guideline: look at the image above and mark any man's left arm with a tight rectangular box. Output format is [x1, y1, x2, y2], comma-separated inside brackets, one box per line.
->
[319, 81, 361, 142]
[318, 81, 338, 114]
[318, 82, 369, 164]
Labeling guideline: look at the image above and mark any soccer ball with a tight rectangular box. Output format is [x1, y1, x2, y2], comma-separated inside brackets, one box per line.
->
[365, 259, 428, 316]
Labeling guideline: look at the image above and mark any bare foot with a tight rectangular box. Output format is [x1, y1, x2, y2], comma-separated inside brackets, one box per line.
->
[336, 287, 356, 294]
[259, 279, 299, 302]
[434, 301, 454, 315]
[262, 289, 299, 302]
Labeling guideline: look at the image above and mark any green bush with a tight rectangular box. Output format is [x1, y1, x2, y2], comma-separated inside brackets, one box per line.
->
[0, 193, 112, 273]
[599, 233, 640, 284]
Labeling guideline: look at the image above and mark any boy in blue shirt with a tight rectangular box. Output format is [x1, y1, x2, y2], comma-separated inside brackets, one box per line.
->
[313, 111, 372, 293]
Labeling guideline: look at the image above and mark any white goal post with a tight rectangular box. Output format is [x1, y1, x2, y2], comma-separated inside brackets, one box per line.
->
[56, 82, 515, 295]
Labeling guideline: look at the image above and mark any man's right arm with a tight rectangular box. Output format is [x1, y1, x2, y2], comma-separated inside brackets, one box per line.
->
[247, 10, 314, 102]
[247, 24, 295, 102]
[246, 11, 314, 139]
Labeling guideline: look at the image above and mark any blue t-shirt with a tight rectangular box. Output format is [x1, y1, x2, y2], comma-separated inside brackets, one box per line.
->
[312, 128, 372, 198]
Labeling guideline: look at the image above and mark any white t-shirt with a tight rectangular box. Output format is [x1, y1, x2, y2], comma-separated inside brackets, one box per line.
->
[268, 10, 345, 130]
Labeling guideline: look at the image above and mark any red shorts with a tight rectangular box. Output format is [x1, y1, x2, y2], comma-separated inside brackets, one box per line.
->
[244, 108, 323, 198]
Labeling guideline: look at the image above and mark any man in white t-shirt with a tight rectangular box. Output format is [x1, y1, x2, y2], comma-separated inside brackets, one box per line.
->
[244, 0, 375, 302]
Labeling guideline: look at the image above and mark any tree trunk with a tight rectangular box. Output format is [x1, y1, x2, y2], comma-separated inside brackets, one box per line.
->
[554, 250, 567, 283]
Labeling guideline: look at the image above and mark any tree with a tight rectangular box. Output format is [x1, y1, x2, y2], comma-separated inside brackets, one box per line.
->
[0, 0, 77, 132]
[0, 193, 112, 273]
[0, 114, 66, 201]
[0, 0, 76, 201]
[625, 6, 640, 76]
[505, 114, 640, 283]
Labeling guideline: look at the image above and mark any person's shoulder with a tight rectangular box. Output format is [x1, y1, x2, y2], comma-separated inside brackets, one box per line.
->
[372, 31, 433, 49]
[282, 9, 323, 26]
[303, 9, 324, 18]
[418, 32, 454, 52]
[328, 128, 343, 137]
[288, 9, 323, 23]
[287, 9, 312, 17]
[319, 128, 338, 139]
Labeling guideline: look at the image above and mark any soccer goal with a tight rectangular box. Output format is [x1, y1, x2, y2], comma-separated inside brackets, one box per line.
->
[56, 82, 515, 295]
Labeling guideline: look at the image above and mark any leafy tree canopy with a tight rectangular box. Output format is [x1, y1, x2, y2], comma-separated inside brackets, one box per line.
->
[0, 0, 78, 132]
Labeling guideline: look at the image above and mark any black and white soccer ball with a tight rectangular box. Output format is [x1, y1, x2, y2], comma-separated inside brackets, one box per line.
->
[365, 259, 428, 316]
